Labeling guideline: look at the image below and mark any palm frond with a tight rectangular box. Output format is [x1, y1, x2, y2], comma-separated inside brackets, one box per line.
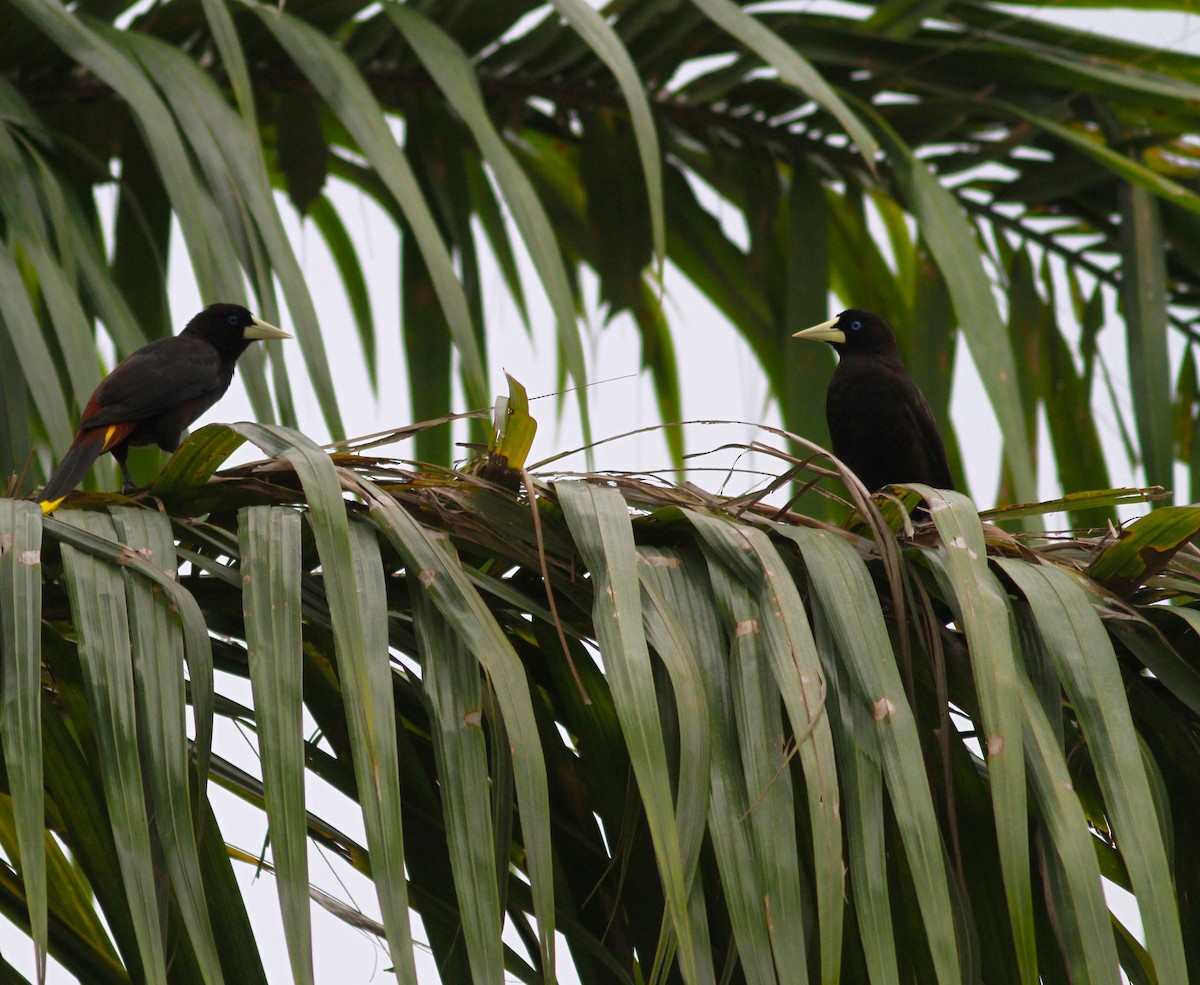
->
[4, 417, 1198, 980]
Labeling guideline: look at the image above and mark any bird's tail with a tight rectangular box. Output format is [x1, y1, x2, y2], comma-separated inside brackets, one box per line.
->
[38, 424, 133, 511]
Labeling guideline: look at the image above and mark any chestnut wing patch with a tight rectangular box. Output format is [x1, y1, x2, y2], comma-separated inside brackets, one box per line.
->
[79, 337, 223, 430]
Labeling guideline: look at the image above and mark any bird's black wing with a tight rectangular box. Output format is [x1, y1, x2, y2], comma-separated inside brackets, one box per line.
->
[826, 359, 954, 493]
[903, 386, 954, 490]
[78, 336, 223, 429]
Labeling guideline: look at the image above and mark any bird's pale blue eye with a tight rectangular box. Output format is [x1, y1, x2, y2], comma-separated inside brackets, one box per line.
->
[850, 320, 862, 331]
[227, 315, 239, 325]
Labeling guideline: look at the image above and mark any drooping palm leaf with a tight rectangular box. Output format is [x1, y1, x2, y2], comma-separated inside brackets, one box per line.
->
[3, 418, 1199, 982]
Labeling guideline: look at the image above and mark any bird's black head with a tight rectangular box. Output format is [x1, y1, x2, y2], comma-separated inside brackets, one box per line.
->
[792, 308, 901, 359]
[182, 303, 292, 358]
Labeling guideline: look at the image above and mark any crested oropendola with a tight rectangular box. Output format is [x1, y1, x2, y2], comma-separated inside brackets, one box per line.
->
[793, 308, 953, 496]
[37, 303, 291, 510]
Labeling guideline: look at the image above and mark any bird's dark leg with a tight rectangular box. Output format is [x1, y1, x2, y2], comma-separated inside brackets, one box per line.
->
[112, 446, 139, 495]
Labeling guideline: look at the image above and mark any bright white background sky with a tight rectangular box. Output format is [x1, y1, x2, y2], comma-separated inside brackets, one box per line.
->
[7, 4, 1199, 981]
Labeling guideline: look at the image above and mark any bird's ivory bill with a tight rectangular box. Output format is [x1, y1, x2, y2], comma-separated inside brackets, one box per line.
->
[792, 316, 845, 344]
[243, 315, 293, 340]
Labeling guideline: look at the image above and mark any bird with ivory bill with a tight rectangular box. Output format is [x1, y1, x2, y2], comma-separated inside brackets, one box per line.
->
[37, 303, 291, 513]
[793, 308, 953, 499]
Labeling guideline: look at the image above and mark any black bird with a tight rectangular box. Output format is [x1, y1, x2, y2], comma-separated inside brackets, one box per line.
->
[38, 303, 291, 509]
[793, 308, 953, 496]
